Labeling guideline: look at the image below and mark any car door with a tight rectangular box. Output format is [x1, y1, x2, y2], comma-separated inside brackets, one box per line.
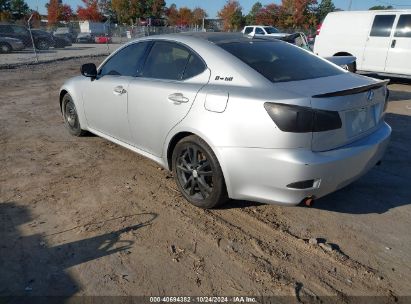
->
[361, 14, 396, 72]
[385, 14, 411, 75]
[127, 41, 210, 157]
[83, 41, 150, 144]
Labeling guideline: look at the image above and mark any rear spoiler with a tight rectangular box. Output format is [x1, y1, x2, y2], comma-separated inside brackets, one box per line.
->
[312, 80, 390, 98]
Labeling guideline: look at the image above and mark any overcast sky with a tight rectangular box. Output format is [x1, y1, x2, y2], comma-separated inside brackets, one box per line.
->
[26, 0, 411, 18]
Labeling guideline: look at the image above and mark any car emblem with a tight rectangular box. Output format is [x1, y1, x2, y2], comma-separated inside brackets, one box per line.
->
[367, 90, 374, 101]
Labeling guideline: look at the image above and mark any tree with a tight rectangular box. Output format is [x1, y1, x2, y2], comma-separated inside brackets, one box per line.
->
[60, 4, 73, 22]
[192, 7, 207, 27]
[47, 0, 60, 25]
[77, 0, 103, 21]
[316, 0, 335, 22]
[245, 1, 262, 25]
[369, 5, 393, 10]
[10, 0, 29, 19]
[0, 0, 12, 21]
[279, 0, 317, 30]
[165, 3, 179, 26]
[99, 0, 116, 21]
[255, 3, 280, 26]
[178, 7, 192, 26]
[149, 0, 166, 18]
[0, 0, 11, 11]
[218, 0, 243, 31]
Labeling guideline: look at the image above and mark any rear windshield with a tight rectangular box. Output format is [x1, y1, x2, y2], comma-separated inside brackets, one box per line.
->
[219, 41, 343, 83]
[264, 27, 280, 34]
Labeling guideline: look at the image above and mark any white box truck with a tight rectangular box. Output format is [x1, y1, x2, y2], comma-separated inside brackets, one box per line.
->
[314, 10, 411, 78]
[79, 21, 107, 35]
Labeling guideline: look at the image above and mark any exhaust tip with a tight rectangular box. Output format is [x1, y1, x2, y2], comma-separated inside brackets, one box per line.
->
[301, 196, 315, 207]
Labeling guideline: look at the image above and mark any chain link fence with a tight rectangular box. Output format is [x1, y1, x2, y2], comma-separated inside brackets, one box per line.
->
[0, 20, 316, 68]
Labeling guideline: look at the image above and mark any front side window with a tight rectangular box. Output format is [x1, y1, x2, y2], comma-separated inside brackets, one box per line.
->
[395, 14, 411, 38]
[255, 27, 265, 35]
[244, 27, 253, 34]
[142, 41, 195, 80]
[182, 53, 206, 79]
[219, 41, 343, 83]
[99, 41, 150, 77]
[370, 15, 396, 37]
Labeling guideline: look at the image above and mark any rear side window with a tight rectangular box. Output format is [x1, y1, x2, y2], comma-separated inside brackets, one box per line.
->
[395, 14, 411, 37]
[244, 27, 253, 34]
[219, 41, 343, 83]
[255, 27, 265, 35]
[183, 53, 206, 79]
[99, 42, 150, 77]
[370, 15, 396, 37]
[142, 41, 193, 80]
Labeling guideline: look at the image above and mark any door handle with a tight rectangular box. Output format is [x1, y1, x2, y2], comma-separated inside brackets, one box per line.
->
[168, 93, 189, 104]
[113, 86, 126, 95]
[391, 39, 397, 48]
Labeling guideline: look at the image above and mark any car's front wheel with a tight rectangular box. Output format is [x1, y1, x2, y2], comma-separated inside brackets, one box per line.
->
[62, 93, 86, 137]
[172, 135, 228, 209]
[0, 42, 12, 53]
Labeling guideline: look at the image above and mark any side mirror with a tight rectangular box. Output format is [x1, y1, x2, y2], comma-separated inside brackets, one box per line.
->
[81, 63, 97, 78]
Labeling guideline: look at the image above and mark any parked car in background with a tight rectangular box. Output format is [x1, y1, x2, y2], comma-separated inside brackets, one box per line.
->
[95, 35, 111, 44]
[76, 32, 95, 43]
[0, 36, 24, 53]
[242, 25, 289, 38]
[314, 10, 411, 78]
[59, 32, 390, 209]
[0, 24, 52, 50]
[52, 33, 72, 48]
[53, 27, 77, 43]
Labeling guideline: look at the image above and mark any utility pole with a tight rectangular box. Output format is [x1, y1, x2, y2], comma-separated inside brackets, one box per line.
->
[348, 0, 353, 11]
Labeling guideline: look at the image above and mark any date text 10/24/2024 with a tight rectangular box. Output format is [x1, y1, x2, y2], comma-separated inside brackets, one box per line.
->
[150, 297, 257, 303]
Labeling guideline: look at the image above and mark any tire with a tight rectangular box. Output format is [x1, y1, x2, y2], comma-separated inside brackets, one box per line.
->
[35, 39, 49, 50]
[61, 93, 86, 137]
[0, 42, 12, 54]
[172, 135, 228, 209]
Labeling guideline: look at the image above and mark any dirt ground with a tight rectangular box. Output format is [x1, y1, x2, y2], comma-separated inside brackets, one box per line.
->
[1, 57, 410, 301]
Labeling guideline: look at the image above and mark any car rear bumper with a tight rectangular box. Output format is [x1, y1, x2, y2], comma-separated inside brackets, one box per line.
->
[217, 122, 391, 205]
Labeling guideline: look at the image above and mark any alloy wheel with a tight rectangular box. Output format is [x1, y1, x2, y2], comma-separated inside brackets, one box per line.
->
[176, 145, 214, 200]
[64, 100, 77, 128]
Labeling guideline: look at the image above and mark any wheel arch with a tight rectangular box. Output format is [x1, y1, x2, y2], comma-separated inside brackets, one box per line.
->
[59, 89, 68, 113]
[165, 130, 232, 198]
[333, 51, 353, 57]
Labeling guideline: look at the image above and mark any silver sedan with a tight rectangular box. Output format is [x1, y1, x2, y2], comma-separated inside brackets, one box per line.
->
[59, 33, 391, 208]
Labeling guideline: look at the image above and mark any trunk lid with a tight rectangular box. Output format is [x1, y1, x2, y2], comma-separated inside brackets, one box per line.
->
[274, 73, 388, 151]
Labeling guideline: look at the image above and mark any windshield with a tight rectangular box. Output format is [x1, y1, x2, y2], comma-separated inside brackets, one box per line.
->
[264, 27, 280, 34]
[219, 41, 343, 83]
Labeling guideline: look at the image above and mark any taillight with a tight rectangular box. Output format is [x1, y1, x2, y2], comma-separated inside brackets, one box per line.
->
[383, 88, 389, 112]
[264, 103, 342, 133]
[316, 23, 322, 36]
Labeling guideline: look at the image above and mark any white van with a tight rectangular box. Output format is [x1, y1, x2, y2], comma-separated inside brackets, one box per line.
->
[314, 10, 411, 78]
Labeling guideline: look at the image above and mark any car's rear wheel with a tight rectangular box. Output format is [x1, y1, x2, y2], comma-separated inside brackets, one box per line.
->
[172, 135, 227, 209]
[62, 93, 86, 137]
[0, 42, 12, 53]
